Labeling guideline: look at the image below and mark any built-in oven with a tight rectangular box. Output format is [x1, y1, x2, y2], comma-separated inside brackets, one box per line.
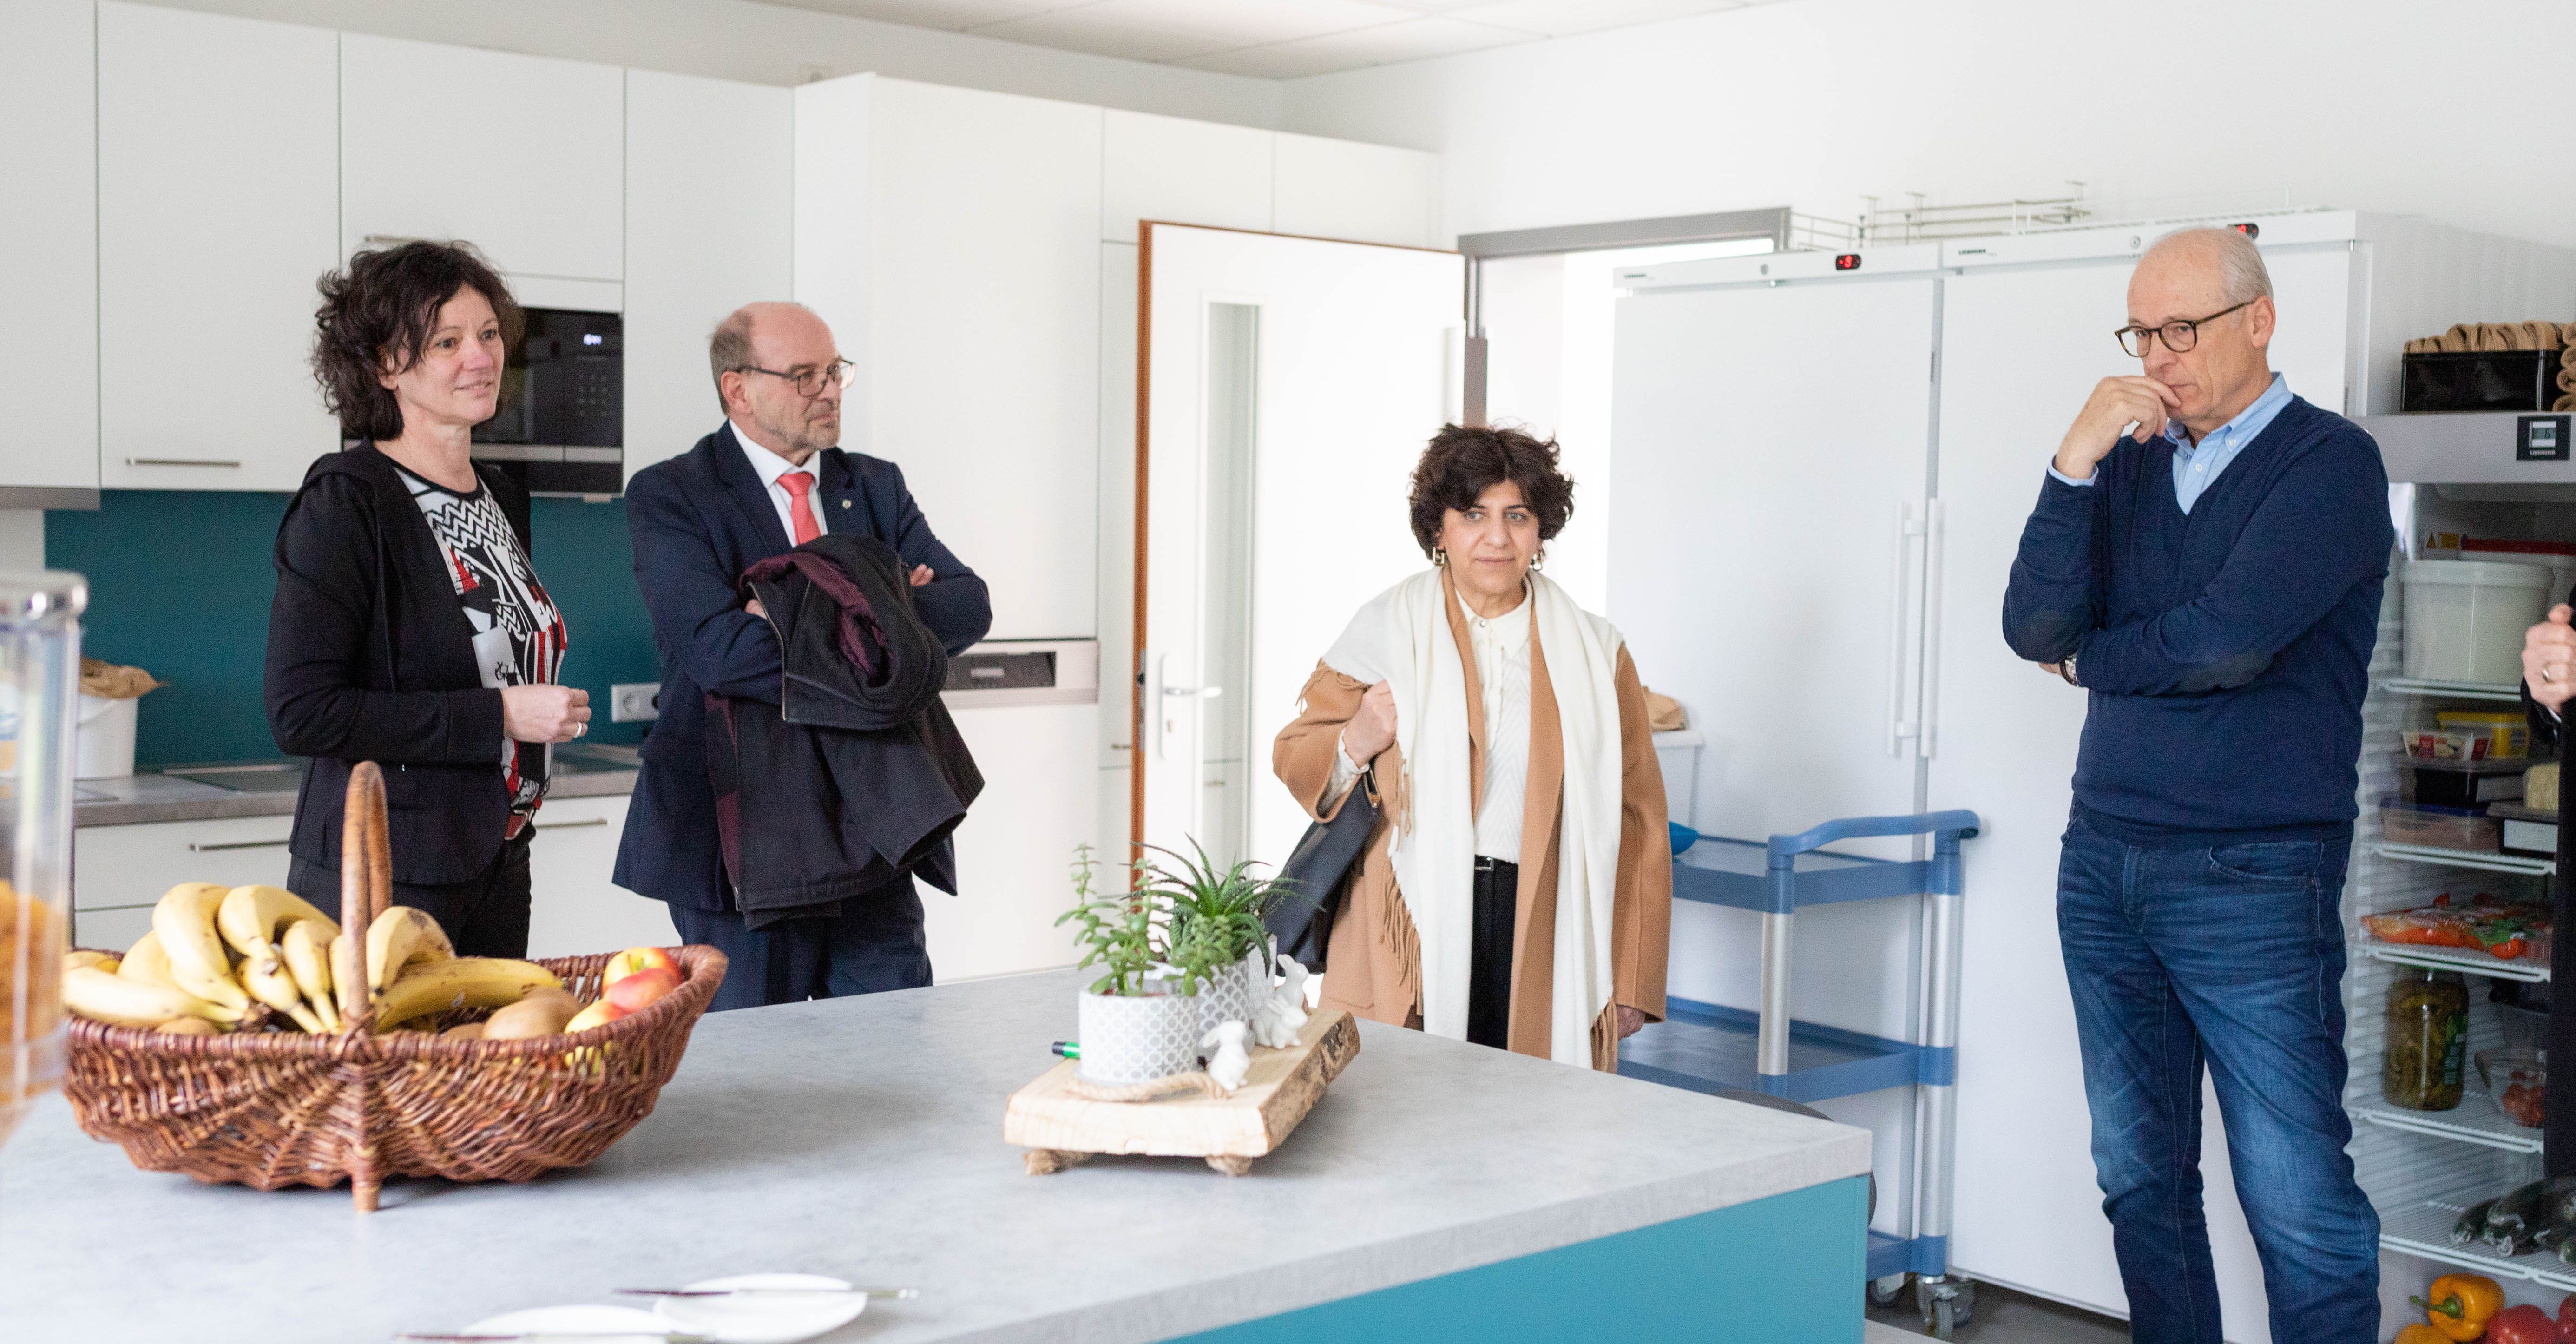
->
[471, 307, 622, 496]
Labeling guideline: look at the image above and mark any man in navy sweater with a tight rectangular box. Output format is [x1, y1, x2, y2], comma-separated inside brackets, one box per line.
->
[2004, 227, 2390, 1343]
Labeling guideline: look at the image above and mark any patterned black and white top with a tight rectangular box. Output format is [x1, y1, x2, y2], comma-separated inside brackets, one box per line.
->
[394, 463, 570, 822]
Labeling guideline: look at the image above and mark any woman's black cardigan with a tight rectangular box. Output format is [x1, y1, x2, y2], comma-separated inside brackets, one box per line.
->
[264, 444, 527, 886]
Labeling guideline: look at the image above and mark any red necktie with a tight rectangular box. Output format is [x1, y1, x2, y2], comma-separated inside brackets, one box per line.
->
[779, 470, 821, 545]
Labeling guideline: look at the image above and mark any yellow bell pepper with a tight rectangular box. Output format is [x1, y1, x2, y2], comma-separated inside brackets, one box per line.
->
[2411, 1274, 2504, 1341]
[2394, 1325, 2456, 1344]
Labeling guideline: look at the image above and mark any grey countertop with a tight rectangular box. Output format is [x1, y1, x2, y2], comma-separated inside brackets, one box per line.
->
[70, 740, 642, 827]
[0, 968, 1870, 1344]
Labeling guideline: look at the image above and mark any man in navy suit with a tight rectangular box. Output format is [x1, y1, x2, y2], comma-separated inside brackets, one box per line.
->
[617, 302, 991, 1010]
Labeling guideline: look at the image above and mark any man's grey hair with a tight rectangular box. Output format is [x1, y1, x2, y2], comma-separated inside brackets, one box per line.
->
[709, 310, 758, 413]
[2143, 226, 2272, 305]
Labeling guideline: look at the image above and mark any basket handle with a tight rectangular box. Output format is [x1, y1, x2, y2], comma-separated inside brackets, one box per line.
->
[335, 762, 392, 1028]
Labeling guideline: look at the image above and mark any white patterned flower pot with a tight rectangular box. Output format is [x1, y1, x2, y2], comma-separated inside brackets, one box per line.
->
[1077, 988, 1200, 1086]
[1193, 956, 1259, 1045]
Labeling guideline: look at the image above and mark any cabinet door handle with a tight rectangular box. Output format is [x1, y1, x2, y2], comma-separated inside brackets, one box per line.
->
[533, 817, 610, 830]
[127, 457, 242, 469]
[189, 837, 290, 852]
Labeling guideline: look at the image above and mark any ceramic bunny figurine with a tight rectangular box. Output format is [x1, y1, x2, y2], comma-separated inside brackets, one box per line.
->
[1251, 955, 1312, 1049]
[1202, 1020, 1251, 1093]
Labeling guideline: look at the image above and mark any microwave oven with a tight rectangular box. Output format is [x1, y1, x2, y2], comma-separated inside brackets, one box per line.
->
[470, 307, 622, 495]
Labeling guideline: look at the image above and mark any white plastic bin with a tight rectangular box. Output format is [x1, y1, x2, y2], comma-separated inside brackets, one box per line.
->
[74, 693, 135, 779]
[2400, 559, 2553, 684]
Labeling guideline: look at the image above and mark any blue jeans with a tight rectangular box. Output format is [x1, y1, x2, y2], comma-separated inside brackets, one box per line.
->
[668, 877, 933, 1011]
[2056, 812, 2378, 1344]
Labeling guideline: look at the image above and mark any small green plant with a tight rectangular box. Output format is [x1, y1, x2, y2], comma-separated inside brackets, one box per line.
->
[1058, 844, 1162, 997]
[1149, 839, 1288, 968]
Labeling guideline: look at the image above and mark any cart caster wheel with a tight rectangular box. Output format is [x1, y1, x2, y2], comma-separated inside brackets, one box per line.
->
[1950, 1280, 1976, 1325]
[1868, 1273, 1907, 1308]
[1932, 1297, 1956, 1339]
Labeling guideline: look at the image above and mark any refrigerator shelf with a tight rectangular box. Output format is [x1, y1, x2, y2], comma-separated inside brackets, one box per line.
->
[2363, 940, 2550, 983]
[2380, 1187, 2576, 1291]
[2354, 1090, 2545, 1155]
[2375, 842, 2554, 878]
[2381, 677, 2528, 704]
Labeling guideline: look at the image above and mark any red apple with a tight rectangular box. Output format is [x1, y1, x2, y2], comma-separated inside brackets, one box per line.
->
[563, 998, 631, 1034]
[604, 966, 681, 1014]
[601, 946, 679, 988]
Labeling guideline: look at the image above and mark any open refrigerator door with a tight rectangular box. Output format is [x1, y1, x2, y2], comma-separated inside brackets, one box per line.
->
[0, 573, 85, 1148]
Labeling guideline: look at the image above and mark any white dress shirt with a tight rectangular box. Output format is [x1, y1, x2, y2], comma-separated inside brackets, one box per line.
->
[732, 421, 831, 543]
[1327, 584, 1535, 863]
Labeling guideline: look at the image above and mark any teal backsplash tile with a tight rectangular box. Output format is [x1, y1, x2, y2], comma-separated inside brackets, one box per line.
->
[49, 489, 657, 766]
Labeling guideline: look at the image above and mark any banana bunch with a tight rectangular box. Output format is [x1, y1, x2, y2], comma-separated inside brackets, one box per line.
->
[62, 884, 562, 1039]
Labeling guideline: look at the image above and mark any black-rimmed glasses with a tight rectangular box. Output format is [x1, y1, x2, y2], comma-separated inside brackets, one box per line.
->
[2114, 300, 2253, 357]
[738, 358, 855, 398]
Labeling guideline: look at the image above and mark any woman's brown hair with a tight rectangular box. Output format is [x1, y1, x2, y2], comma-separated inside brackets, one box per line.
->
[310, 240, 521, 442]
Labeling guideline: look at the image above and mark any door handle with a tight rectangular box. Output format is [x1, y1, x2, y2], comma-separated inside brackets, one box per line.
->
[1162, 685, 1222, 699]
[1886, 501, 1925, 756]
[533, 817, 610, 831]
[189, 837, 291, 852]
[1918, 499, 1948, 760]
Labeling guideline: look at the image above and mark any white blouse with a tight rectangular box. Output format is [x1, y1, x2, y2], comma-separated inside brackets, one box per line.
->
[1327, 585, 1535, 863]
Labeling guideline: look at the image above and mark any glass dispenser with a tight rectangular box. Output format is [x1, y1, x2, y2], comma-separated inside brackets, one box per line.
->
[0, 573, 85, 1147]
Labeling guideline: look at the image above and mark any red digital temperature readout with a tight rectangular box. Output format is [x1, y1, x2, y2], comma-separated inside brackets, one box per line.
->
[1833, 253, 1862, 271]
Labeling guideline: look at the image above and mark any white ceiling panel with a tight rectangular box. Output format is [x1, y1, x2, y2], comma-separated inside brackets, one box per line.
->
[1074, 0, 1422, 46]
[1445, 0, 1754, 38]
[968, 9, 1242, 60]
[776, 0, 1063, 30]
[1177, 15, 1525, 78]
[761, 0, 1787, 77]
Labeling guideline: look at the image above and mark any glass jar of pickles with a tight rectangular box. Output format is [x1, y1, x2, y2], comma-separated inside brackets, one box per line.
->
[2384, 966, 2470, 1111]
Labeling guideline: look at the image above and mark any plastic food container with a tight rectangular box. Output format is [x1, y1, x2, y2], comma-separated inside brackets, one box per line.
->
[2476, 1047, 2546, 1128]
[2399, 559, 2553, 684]
[2461, 537, 2576, 607]
[2396, 753, 2528, 808]
[2435, 711, 2530, 759]
[2381, 797, 2504, 851]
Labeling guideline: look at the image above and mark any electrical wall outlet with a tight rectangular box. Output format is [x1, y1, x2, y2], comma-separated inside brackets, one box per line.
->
[610, 682, 661, 723]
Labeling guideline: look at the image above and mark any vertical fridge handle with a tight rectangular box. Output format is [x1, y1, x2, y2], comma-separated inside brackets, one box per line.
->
[1918, 499, 1947, 760]
[1886, 501, 1924, 757]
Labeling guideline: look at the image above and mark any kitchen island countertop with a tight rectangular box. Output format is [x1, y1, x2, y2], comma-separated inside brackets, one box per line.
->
[69, 740, 641, 827]
[0, 968, 1871, 1343]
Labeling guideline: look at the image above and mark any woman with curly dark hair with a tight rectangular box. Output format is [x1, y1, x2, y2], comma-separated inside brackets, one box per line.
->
[263, 241, 587, 957]
[1272, 424, 1672, 1071]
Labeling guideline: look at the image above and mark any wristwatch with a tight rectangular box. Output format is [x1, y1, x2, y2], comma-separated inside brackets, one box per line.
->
[2058, 655, 2080, 688]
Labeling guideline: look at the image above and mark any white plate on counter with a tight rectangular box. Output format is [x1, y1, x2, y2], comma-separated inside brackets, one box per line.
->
[460, 1304, 672, 1341]
[654, 1273, 872, 1343]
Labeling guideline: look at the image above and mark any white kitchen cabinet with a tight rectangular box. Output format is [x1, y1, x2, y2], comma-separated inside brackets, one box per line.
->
[1101, 110, 1271, 245]
[341, 35, 624, 283]
[524, 795, 674, 960]
[0, 0, 100, 500]
[97, 2, 340, 493]
[856, 79, 1102, 642]
[932, 703, 1092, 982]
[624, 70, 793, 484]
[72, 813, 298, 949]
[1273, 132, 1442, 249]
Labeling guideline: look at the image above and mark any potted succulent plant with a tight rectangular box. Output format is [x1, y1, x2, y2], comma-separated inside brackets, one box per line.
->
[1057, 847, 1200, 1086]
[1149, 842, 1289, 1042]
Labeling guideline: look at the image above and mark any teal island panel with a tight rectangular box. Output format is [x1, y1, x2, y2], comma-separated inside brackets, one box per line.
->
[1170, 1176, 1868, 1344]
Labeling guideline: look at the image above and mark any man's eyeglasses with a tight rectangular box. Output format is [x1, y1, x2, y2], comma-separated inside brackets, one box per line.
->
[737, 359, 855, 398]
[2114, 300, 2254, 358]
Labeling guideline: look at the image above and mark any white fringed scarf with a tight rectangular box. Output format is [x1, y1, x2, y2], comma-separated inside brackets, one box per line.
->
[1322, 567, 1626, 1066]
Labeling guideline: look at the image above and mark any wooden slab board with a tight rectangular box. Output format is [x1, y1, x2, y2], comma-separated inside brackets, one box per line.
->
[1005, 1010, 1359, 1169]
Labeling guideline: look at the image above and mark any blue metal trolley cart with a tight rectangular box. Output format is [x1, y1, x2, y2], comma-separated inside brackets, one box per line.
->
[1620, 810, 1982, 1338]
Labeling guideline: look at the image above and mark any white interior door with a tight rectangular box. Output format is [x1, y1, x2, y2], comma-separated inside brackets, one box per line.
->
[1608, 274, 1938, 1029]
[1928, 248, 2354, 1341]
[1136, 224, 1462, 870]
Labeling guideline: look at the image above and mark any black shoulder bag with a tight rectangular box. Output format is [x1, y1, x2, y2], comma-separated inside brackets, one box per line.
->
[1264, 774, 1380, 974]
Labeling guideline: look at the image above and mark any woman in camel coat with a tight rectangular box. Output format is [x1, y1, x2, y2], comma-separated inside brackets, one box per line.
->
[1273, 424, 1671, 1071]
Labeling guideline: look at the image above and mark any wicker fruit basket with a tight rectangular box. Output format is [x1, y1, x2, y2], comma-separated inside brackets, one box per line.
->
[59, 763, 726, 1211]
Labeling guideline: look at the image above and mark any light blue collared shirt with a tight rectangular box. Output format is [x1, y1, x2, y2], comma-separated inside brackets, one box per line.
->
[2048, 372, 2293, 514]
